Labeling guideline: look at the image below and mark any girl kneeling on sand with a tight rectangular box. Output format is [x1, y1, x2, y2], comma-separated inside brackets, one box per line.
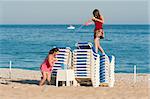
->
[39, 48, 59, 86]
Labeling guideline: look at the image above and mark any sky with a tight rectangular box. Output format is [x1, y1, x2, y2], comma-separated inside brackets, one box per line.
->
[0, 0, 149, 24]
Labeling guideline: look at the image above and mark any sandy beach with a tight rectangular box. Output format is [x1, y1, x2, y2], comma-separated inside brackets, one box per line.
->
[0, 68, 149, 99]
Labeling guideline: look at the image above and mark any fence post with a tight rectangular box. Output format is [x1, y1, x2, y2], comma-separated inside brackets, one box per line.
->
[134, 65, 136, 84]
[9, 61, 12, 79]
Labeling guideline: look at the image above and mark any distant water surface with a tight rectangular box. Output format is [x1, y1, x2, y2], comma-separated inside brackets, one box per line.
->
[0, 24, 149, 73]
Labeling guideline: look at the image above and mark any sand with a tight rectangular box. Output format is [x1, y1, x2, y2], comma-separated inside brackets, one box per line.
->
[0, 68, 149, 99]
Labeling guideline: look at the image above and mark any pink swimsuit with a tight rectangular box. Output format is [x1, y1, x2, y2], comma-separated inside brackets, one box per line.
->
[40, 59, 53, 72]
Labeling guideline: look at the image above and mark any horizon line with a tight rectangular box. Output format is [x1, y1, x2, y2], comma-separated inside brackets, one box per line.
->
[0, 23, 150, 25]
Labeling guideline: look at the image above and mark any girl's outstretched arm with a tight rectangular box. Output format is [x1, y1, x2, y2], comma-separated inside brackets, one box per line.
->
[85, 18, 93, 26]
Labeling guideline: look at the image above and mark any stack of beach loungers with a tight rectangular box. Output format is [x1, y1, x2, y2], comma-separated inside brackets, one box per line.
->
[73, 42, 115, 87]
[52, 47, 72, 77]
[99, 54, 110, 86]
[108, 56, 115, 87]
[72, 42, 100, 87]
[99, 54, 115, 87]
[52, 42, 115, 87]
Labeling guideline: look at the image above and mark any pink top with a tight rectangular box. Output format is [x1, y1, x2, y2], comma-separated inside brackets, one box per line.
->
[40, 58, 53, 72]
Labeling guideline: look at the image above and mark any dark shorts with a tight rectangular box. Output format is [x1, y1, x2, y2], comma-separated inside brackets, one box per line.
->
[94, 29, 104, 39]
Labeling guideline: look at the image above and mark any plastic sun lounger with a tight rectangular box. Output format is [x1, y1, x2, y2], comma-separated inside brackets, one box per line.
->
[99, 54, 110, 85]
[52, 47, 72, 77]
[99, 54, 115, 87]
[74, 42, 115, 87]
[73, 42, 100, 87]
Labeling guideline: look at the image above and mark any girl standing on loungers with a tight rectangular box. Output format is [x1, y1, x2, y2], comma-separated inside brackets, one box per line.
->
[39, 48, 59, 86]
[91, 9, 105, 54]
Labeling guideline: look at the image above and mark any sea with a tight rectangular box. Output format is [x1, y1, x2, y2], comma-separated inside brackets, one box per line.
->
[0, 24, 149, 73]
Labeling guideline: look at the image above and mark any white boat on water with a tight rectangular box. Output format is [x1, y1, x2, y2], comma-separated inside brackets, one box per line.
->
[67, 25, 75, 30]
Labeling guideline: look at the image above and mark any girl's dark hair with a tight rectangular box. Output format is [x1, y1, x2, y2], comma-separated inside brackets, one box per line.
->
[49, 48, 59, 54]
[93, 9, 100, 19]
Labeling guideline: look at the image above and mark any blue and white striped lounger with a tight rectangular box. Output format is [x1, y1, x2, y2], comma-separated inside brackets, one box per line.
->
[73, 42, 100, 87]
[52, 47, 72, 77]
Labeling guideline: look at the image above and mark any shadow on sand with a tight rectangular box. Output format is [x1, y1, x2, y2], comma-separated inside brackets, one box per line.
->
[10, 79, 39, 85]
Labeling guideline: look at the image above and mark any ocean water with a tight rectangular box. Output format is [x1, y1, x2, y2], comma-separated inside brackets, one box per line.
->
[0, 24, 149, 73]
